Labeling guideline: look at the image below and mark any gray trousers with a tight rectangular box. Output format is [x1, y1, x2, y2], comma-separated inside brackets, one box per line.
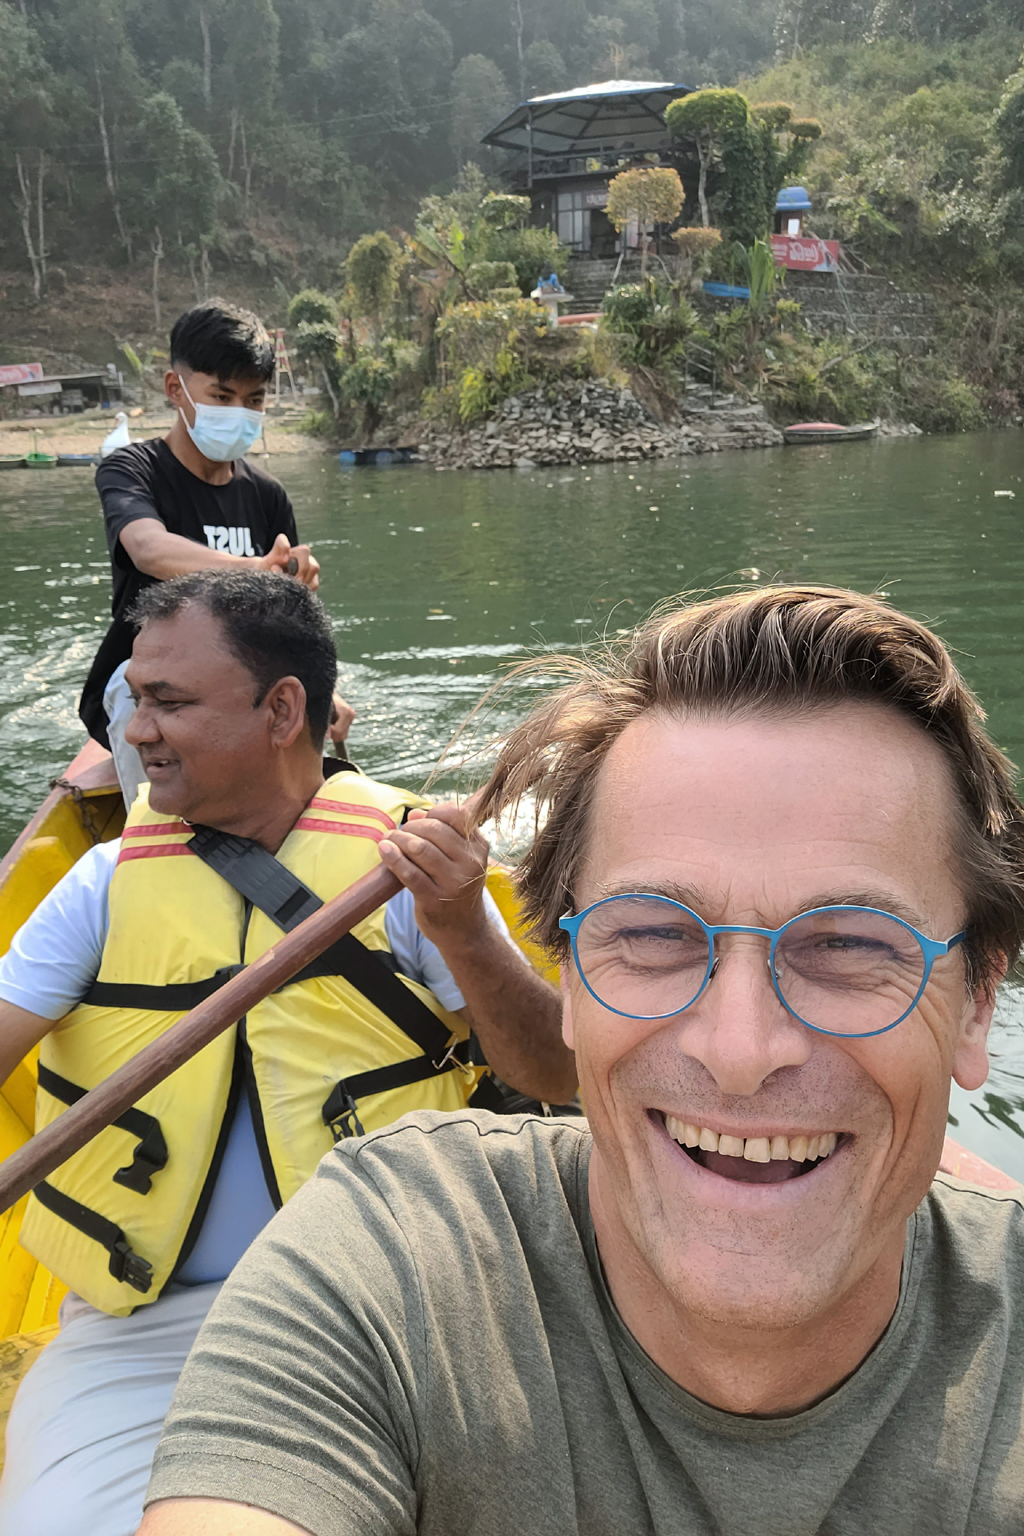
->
[0, 1283, 221, 1536]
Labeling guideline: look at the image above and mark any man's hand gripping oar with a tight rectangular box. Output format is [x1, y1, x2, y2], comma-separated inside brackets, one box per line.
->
[0, 793, 484, 1216]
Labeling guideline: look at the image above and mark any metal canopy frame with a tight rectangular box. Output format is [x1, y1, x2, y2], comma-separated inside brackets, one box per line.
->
[482, 81, 693, 161]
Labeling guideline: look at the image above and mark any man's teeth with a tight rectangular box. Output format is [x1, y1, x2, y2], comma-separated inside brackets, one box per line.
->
[664, 1115, 837, 1164]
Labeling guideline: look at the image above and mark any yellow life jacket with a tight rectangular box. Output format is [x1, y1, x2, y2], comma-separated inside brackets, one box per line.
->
[19, 772, 482, 1316]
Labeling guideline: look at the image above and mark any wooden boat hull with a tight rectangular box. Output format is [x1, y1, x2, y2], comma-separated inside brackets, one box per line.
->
[56, 454, 100, 467]
[0, 741, 125, 1345]
[0, 458, 26, 471]
[24, 454, 58, 469]
[784, 420, 880, 445]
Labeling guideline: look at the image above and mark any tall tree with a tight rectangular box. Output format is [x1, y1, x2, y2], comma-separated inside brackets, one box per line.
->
[666, 88, 750, 227]
[451, 55, 511, 169]
[0, 5, 53, 295]
[130, 91, 222, 322]
[606, 165, 684, 274]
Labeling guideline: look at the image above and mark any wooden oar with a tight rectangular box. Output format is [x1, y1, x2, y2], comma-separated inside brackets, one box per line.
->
[0, 862, 401, 1215]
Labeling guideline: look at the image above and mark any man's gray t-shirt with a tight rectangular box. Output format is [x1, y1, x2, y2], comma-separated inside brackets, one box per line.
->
[147, 1112, 1024, 1536]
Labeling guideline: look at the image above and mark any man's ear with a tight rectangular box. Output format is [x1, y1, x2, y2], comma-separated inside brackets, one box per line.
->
[952, 979, 997, 1093]
[264, 676, 308, 750]
[560, 962, 575, 1051]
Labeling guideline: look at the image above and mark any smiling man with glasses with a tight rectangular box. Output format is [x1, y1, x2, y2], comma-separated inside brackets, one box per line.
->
[140, 585, 1024, 1536]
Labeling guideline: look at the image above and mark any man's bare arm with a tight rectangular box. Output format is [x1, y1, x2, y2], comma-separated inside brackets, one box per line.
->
[138, 1497, 310, 1534]
[0, 999, 54, 1090]
[379, 805, 577, 1105]
[119, 522, 320, 589]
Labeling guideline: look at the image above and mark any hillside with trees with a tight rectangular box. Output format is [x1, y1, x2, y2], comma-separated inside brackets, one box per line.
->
[4, 0, 1024, 434]
[1, 0, 777, 301]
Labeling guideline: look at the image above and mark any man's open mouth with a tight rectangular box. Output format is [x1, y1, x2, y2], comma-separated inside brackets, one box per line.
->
[662, 1112, 844, 1184]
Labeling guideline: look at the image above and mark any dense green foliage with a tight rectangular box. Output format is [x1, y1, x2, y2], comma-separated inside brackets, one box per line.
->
[605, 166, 684, 273]
[7, 0, 1024, 442]
[0, 0, 787, 297]
[740, 23, 1024, 279]
[601, 279, 697, 369]
[431, 294, 596, 423]
[4, 0, 1023, 307]
[484, 226, 569, 295]
[666, 87, 820, 242]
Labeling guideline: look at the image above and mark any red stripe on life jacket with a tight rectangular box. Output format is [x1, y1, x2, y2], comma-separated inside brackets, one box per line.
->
[117, 842, 195, 864]
[292, 817, 386, 842]
[122, 822, 190, 838]
[306, 798, 397, 831]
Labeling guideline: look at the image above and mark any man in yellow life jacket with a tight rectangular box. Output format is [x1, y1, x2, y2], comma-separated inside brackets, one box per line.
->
[0, 569, 575, 1536]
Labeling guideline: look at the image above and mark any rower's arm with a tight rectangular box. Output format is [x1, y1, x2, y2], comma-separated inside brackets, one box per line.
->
[453, 943, 576, 1106]
[0, 840, 120, 1090]
[0, 1001, 54, 1092]
[119, 521, 319, 588]
[379, 806, 577, 1105]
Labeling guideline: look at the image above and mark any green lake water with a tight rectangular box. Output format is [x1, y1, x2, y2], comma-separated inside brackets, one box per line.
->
[1, 431, 1024, 1176]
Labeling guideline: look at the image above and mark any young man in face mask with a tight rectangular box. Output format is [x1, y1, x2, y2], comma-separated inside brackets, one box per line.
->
[79, 301, 352, 805]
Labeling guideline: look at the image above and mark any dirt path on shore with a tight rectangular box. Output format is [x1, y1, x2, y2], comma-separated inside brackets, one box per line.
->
[0, 405, 327, 460]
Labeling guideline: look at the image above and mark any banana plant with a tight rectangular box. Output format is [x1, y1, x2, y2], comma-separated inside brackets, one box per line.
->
[414, 192, 530, 303]
[120, 342, 168, 403]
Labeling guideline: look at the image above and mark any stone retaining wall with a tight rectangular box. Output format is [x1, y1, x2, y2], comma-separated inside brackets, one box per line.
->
[416, 382, 783, 469]
[697, 270, 937, 346]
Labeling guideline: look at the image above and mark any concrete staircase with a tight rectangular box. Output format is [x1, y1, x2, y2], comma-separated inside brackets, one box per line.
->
[565, 255, 647, 312]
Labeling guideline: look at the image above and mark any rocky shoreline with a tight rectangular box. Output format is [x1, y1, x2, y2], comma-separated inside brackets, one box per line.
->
[416, 382, 781, 469]
[414, 381, 921, 470]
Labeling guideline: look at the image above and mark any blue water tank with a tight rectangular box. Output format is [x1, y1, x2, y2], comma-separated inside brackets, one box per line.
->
[776, 185, 812, 212]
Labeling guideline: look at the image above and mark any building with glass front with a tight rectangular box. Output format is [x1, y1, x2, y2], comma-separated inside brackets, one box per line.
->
[481, 80, 699, 262]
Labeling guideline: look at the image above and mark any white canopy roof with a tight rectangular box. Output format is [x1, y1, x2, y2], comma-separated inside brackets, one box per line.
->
[482, 80, 692, 159]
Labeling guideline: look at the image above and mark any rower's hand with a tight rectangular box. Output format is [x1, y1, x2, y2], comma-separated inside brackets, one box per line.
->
[258, 534, 320, 590]
[378, 803, 490, 947]
[327, 693, 356, 747]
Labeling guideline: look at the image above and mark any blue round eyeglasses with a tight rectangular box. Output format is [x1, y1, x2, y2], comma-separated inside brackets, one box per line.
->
[558, 895, 966, 1038]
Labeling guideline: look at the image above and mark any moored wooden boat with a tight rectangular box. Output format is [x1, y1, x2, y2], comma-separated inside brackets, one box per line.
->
[24, 452, 58, 468]
[784, 419, 880, 445]
[0, 457, 26, 471]
[337, 447, 416, 466]
[56, 453, 100, 467]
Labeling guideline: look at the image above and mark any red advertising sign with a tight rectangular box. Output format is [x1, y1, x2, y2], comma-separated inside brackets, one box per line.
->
[771, 235, 840, 271]
[0, 363, 44, 386]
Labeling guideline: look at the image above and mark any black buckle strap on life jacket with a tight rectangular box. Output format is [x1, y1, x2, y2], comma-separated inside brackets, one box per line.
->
[32, 1180, 153, 1293]
[188, 825, 323, 932]
[36, 1063, 169, 1196]
[187, 827, 457, 1064]
[189, 824, 477, 1143]
[82, 965, 243, 1014]
[321, 1051, 463, 1141]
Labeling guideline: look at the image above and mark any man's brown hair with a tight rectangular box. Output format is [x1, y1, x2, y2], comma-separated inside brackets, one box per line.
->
[474, 585, 1024, 990]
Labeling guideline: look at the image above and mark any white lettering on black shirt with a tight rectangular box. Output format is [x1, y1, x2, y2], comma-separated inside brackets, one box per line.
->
[203, 525, 256, 557]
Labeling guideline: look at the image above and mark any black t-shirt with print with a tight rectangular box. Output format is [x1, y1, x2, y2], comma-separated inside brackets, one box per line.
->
[79, 437, 297, 745]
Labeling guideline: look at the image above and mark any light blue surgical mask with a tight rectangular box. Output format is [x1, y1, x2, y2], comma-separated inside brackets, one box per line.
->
[177, 374, 264, 462]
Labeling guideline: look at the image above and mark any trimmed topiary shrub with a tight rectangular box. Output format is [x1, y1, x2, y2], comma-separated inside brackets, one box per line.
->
[485, 225, 570, 296]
